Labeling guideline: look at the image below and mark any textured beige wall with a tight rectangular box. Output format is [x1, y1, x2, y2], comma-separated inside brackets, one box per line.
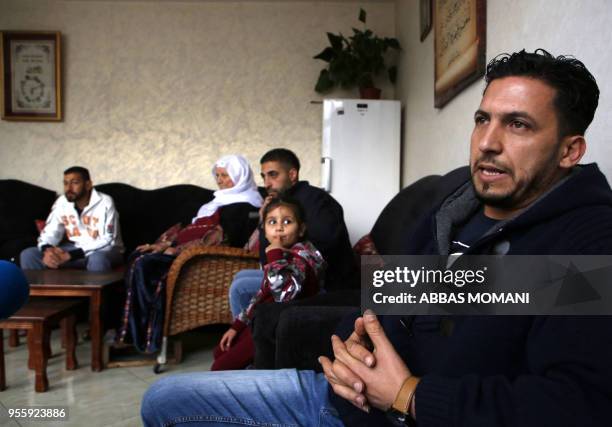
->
[0, 0, 396, 192]
[395, 0, 612, 187]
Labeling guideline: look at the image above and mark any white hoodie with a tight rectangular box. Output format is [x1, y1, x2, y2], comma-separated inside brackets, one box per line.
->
[37, 188, 124, 256]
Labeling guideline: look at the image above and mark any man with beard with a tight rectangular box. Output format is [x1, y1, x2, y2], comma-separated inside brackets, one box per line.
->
[228, 148, 356, 318]
[20, 166, 123, 271]
[142, 50, 612, 426]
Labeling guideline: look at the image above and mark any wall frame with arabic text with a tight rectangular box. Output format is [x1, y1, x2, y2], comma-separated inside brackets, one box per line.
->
[1, 31, 62, 121]
[434, 0, 486, 108]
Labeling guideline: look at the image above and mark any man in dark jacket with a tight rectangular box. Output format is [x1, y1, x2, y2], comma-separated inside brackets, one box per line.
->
[323, 49, 612, 426]
[228, 148, 356, 317]
[141, 49, 612, 427]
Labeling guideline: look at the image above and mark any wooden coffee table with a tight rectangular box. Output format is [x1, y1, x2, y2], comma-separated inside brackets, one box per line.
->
[24, 270, 124, 372]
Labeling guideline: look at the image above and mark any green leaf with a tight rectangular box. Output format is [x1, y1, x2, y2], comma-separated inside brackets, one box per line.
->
[313, 7, 399, 92]
[313, 47, 336, 62]
[326, 32, 344, 51]
[358, 8, 366, 24]
[385, 38, 401, 50]
[315, 69, 335, 93]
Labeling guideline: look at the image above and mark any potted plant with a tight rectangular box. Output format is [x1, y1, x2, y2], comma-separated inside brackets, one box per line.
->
[313, 9, 401, 99]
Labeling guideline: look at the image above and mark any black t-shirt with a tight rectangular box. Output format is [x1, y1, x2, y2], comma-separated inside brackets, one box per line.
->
[449, 208, 500, 255]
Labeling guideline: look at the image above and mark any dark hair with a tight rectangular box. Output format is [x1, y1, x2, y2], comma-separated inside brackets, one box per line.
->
[260, 148, 301, 171]
[63, 166, 91, 182]
[262, 196, 307, 240]
[485, 48, 599, 137]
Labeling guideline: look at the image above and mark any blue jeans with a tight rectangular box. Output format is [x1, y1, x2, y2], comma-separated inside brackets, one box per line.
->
[141, 369, 344, 427]
[20, 244, 123, 272]
[229, 269, 264, 317]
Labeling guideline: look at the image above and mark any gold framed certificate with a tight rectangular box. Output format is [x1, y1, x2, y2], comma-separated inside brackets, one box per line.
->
[434, 0, 486, 108]
[1, 31, 62, 121]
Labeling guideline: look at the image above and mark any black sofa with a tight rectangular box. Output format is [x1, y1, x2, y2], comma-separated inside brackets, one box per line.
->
[0, 179, 216, 265]
[96, 183, 214, 255]
[0, 180, 57, 263]
[252, 166, 471, 370]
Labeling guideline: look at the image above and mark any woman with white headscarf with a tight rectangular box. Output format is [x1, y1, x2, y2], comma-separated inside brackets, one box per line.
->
[118, 155, 262, 353]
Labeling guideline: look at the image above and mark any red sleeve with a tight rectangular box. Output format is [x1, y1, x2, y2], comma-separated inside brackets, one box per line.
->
[265, 248, 286, 263]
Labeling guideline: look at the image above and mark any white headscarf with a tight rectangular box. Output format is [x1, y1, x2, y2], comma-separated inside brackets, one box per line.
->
[193, 154, 263, 222]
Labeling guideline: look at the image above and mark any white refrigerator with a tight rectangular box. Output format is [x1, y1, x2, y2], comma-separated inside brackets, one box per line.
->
[321, 99, 401, 245]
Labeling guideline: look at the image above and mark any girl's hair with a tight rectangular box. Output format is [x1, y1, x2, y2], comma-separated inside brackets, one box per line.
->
[262, 196, 307, 239]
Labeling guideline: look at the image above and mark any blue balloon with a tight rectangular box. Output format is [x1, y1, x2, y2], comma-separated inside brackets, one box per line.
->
[0, 261, 29, 319]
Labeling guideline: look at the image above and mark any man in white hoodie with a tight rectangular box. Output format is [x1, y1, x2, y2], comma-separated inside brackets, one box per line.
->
[20, 166, 124, 272]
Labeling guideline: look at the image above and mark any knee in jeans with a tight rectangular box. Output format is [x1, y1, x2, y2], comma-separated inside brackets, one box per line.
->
[141, 376, 184, 422]
[87, 252, 111, 272]
[142, 377, 166, 407]
[20, 247, 42, 267]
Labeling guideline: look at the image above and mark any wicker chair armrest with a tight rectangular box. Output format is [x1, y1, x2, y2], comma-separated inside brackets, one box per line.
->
[163, 245, 260, 336]
[167, 245, 259, 289]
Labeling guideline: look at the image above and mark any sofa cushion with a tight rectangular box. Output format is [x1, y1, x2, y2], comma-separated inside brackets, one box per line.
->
[370, 166, 471, 254]
[0, 180, 57, 261]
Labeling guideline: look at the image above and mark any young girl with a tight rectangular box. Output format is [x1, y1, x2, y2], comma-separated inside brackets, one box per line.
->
[211, 196, 326, 370]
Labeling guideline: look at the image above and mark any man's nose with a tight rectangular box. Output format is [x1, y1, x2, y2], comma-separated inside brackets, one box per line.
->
[478, 123, 503, 153]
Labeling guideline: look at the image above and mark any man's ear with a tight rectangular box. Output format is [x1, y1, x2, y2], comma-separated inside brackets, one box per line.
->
[85, 180, 93, 191]
[288, 168, 299, 184]
[559, 135, 586, 169]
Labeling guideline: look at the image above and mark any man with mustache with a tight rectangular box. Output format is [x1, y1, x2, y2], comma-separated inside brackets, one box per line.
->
[142, 49, 612, 426]
[20, 166, 123, 271]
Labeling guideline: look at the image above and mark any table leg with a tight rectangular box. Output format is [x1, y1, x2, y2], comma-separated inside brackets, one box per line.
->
[61, 316, 78, 370]
[44, 328, 52, 359]
[9, 330, 19, 347]
[27, 331, 34, 370]
[90, 290, 103, 372]
[0, 329, 6, 391]
[32, 322, 49, 392]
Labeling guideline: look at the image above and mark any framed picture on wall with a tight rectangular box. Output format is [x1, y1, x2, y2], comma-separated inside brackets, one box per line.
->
[1, 31, 62, 121]
[420, 0, 432, 42]
[434, 0, 486, 108]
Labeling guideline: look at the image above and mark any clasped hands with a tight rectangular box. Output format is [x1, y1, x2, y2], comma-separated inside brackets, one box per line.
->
[319, 310, 415, 417]
[42, 247, 71, 269]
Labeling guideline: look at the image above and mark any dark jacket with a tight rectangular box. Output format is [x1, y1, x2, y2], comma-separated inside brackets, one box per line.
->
[333, 163, 612, 427]
[259, 181, 357, 290]
[219, 202, 260, 248]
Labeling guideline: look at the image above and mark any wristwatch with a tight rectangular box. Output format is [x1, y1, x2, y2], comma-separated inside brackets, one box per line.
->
[386, 376, 420, 425]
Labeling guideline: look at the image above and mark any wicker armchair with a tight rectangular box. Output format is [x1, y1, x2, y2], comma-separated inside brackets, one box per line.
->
[154, 245, 259, 372]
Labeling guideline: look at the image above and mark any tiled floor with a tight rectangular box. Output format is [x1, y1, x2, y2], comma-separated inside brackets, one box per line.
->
[0, 325, 223, 427]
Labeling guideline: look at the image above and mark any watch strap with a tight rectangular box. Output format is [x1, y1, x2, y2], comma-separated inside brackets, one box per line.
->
[391, 376, 420, 415]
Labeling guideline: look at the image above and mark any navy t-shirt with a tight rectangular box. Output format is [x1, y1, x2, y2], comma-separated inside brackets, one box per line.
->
[449, 208, 500, 255]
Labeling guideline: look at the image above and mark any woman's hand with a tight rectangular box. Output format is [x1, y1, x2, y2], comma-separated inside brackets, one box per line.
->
[136, 242, 171, 253]
[136, 243, 153, 252]
[163, 247, 178, 256]
[219, 328, 237, 351]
